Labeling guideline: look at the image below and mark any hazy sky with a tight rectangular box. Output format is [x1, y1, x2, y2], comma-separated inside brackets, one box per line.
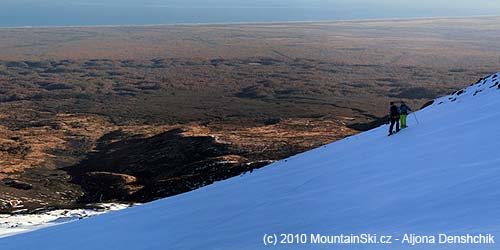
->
[25, 0, 500, 8]
[2, 0, 500, 27]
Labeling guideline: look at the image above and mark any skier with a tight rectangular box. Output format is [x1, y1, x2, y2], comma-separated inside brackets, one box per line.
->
[399, 102, 412, 129]
[388, 102, 400, 136]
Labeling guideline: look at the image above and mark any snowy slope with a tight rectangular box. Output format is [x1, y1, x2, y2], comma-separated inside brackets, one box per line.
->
[0, 73, 499, 250]
[0, 204, 129, 238]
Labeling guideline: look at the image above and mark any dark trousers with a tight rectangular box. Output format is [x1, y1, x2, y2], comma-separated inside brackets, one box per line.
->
[389, 116, 400, 134]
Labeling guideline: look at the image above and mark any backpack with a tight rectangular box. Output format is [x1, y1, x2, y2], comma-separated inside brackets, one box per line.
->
[390, 105, 400, 117]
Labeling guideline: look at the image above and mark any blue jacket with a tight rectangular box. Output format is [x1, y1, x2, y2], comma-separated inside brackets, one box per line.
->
[400, 104, 411, 115]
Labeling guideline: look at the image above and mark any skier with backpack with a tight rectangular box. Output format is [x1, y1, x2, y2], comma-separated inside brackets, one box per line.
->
[388, 102, 400, 136]
[399, 102, 412, 129]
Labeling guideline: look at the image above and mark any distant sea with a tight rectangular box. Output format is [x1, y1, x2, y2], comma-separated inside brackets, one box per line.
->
[1, 0, 499, 27]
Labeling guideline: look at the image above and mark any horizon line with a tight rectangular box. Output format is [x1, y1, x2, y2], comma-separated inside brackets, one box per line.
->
[0, 14, 499, 30]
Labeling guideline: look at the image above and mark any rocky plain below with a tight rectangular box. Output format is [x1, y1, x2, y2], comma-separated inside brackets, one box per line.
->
[0, 16, 499, 214]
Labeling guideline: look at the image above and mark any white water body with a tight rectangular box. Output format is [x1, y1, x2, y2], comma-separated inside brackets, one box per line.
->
[2, 0, 500, 27]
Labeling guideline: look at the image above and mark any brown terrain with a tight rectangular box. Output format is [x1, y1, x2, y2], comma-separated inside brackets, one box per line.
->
[0, 17, 499, 213]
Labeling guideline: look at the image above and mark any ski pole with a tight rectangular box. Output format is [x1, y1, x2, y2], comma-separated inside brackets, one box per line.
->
[413, 113, 420, 124]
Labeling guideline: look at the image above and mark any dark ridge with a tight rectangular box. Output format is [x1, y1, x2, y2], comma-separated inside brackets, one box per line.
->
[2, 178, 33, 190]
[64, 128, 271, 203]
[420, 100, 434, 109]
[347, 116, 388, 131]
[389, 87, 438, 99]
[449, 68, 467, 73]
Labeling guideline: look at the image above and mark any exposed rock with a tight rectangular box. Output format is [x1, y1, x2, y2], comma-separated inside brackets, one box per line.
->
[420, 100, 434, 109]
[66, 128, 246, 203]
[3, 179, 33, 190]
[79, 172, 142, 201]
